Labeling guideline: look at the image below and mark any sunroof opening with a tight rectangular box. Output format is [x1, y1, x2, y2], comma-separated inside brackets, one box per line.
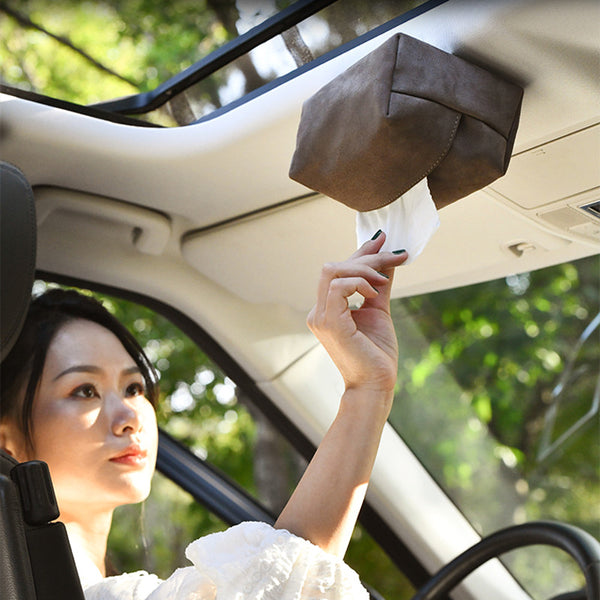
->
[582, 200, 600, 220]
[0, 0, 430, 127]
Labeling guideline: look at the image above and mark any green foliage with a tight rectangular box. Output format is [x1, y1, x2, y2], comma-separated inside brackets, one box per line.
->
[0, 0, 233, 124]
[108, 473, 229, 578]
[389, 255, 599, 598]
[1, 1, 140, 103]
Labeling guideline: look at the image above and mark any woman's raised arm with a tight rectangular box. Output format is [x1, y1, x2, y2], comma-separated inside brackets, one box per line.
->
[274, 231, 408, 558]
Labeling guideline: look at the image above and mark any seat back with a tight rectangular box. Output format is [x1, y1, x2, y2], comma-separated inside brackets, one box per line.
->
[0, 449, 37, 600]
[1, 160, 38, 600]
[0, 162, 37, 361]
[0, 162, 85, 600]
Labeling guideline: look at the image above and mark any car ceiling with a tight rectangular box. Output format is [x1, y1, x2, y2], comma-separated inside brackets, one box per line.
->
[1, 0, 598, 312]
[0, 0, 597, 372]
[2, 0, 598, 373]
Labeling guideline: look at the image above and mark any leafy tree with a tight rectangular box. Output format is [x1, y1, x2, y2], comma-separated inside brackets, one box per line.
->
[389, 254, 599, 598]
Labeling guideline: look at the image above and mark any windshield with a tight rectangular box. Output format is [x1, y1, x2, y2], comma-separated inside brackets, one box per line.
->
[388, 254, 599, 598]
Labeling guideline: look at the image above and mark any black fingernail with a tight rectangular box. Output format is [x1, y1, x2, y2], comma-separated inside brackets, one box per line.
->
[371, 229, 383, 240]
[392, 249, 406, 255]
[370, 284, 380, 293]
[377, 271, 389, 279]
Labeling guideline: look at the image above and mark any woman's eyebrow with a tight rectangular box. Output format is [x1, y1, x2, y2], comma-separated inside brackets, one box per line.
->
[52, 365, 102, 381]
[122, 366, 141, 376]
[52, 365, 140, 381]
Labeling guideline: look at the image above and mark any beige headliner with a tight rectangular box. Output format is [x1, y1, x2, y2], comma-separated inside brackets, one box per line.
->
[0, 0, 597, 411]
[1, 0, 598, 310]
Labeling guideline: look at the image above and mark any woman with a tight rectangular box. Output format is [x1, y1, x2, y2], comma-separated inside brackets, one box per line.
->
[0, 232, 407, 599]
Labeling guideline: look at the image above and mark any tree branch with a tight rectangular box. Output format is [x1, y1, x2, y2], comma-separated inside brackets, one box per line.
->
[0, 1, 140, 89]
[281, 25, 314, 67]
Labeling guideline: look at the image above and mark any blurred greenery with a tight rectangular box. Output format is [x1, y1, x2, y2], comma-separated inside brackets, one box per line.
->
[389, 254, 599, 599]
[9, 1, 598, 598]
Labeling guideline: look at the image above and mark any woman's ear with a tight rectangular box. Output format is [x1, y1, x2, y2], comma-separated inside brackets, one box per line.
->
[0, 420, 27, 462]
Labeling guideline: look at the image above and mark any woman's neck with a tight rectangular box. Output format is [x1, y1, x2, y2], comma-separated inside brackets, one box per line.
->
[63, 510, 113, 577]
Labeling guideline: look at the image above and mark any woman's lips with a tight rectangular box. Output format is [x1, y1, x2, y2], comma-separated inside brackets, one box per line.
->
[110, 445, 148, 467]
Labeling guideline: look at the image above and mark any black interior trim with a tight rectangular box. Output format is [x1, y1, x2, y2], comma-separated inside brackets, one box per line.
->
[157, 428, 275, 525]
[0, 84, 162, 128]
[37, 269, 437, 591]
[549, 592, 586, 600]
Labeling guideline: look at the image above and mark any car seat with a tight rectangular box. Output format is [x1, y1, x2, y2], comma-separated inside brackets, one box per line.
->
[0, 161, 85, 600]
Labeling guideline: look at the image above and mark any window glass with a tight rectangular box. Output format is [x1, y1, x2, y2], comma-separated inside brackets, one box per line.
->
[0, 0, 285, 106]
[388, 254, 599, 599]
[0, 0, 428, 126]
[108, 471, 229, 578]
[133, 0, 428, 126]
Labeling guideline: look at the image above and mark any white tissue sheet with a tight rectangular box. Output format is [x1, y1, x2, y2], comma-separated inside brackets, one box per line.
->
[355, 178, 440, 264]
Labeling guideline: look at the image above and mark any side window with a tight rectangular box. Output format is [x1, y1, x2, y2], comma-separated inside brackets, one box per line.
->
[36, 281, 414, 599]
[387, 254, 599, 599]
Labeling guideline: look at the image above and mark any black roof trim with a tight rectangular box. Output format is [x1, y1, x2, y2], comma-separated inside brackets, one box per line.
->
[0, 84, 162, 128]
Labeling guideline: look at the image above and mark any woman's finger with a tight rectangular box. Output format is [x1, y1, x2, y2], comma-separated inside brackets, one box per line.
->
[312, 275, 379, 325]
[327, 276, 380, 315]
[349, 229, 388, 259]
[309, 278, 379, 342]
[314, 261, 386, 318]
[314, 254, 407, 317]
[313, 230, 408, 316]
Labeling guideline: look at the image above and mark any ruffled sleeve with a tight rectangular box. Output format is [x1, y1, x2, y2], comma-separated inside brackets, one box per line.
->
[184, 521, 369, 599]
[81, 522, 369, 600]
[83, 571, 164, 600]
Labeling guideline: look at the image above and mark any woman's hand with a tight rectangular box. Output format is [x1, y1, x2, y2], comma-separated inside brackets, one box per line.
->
[307, 231, 407, 397]
[275, 232, 406, 556]
[275, 232, 407, 556]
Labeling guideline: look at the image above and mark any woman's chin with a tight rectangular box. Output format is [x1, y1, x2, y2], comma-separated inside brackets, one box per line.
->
[108, 472, 153, 507]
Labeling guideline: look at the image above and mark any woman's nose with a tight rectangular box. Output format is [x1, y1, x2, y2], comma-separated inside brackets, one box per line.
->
[110, 394, 143, 435]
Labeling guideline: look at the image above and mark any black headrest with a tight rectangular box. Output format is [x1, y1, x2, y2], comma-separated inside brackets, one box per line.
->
[0, 162, 36, 363]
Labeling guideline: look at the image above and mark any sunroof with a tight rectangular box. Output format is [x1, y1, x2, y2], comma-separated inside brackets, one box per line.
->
[0, 0, 430, 127]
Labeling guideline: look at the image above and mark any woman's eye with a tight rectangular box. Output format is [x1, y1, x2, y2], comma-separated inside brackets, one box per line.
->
[126, 382, 145, 397]
[72, 384, 98, 399]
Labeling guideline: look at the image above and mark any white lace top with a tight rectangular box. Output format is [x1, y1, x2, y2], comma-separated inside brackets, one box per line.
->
[74, 522, 369, 599]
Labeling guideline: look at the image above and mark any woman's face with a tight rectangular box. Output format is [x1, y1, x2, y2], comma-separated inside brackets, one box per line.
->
[23, 318, 158, 518]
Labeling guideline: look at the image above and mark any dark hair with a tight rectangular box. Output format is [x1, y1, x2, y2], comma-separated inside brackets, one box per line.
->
[0, 288, 158, 449]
